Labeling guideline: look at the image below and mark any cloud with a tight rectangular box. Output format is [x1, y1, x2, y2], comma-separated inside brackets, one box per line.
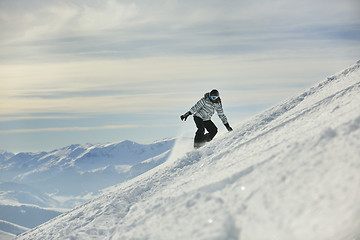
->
[1, 0, 359, 63]
[0, 115, 84, 122]
[0, 55, 357, 118]
[0, 124, 139, 134]
[0, 0, 139, 43]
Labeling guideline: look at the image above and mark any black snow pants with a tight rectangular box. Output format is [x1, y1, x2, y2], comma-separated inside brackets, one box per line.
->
[193, 116, 218, 148]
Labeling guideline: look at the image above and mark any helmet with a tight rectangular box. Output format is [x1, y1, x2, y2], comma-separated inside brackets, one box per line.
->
[209, 89, 219, 101]
[210, 89, 219, 97]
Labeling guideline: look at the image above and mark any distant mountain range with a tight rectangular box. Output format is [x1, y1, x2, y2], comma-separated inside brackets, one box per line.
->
[0, 139, 175, 239]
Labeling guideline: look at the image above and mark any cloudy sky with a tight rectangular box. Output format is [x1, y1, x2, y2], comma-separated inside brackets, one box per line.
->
[0, 0, 359, 152]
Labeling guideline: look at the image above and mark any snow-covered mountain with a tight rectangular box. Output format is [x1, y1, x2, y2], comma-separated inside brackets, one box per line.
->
[0, 182, 64, 239]
[0, 139, 175, 239]
[0, 182, 60, 208]
[0, 139, 175, 203]
[0, 220, 28, 240]
[0, 151, 14, 162]
[15, 61, 360, 240]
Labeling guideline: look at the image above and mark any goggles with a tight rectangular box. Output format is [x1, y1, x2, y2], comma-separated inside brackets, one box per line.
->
[210, 95, 219, 100]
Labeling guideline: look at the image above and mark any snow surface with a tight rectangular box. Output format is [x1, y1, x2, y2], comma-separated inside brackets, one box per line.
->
[17, 61, 360, 240]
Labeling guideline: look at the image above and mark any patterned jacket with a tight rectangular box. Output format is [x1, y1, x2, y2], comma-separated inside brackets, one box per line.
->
[189, 93, 228, 124]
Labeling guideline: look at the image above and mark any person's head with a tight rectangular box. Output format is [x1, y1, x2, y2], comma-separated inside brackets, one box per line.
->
[209, 89, 219, 102]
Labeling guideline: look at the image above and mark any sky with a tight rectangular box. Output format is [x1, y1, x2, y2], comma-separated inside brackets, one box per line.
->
[0, 0, 359, 153]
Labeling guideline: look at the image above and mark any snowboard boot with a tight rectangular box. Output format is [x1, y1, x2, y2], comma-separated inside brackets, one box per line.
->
[194, 141, 205, 149]
[204, 133, 213, 142]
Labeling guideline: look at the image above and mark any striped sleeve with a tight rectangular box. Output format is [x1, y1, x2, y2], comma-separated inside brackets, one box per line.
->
[216, 103, 228, 124]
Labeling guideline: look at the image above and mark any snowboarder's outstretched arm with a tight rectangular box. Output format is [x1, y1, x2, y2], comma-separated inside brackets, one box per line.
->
[215, 102, 233, 132]
[180, 97, 204, 121]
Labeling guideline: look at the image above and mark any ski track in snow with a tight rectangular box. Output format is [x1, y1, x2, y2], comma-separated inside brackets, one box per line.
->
[16, 61, 360, 240]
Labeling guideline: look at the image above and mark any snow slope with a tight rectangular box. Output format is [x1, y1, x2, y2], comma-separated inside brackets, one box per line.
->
[17, 61, 360, 240]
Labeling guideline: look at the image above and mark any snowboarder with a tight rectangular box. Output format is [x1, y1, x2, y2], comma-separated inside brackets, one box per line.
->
[180, 89, 233, 148]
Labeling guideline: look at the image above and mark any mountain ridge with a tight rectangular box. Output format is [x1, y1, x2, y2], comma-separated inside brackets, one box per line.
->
[0, 139, 176, 238]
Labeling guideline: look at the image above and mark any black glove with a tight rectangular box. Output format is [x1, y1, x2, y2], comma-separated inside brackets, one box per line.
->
[224, 123, 233, 132]
[180, 111, 192, 121]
